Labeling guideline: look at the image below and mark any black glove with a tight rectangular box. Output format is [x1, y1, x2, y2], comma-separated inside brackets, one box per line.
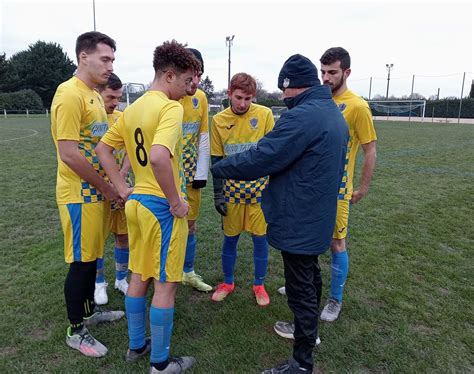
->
[192, 179, 207, 189]
[211, 155, 227, 216]
[213, 192, 227, 216]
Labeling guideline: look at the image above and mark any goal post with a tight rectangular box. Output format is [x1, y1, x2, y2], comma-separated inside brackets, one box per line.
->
[119, 83, 146, 110]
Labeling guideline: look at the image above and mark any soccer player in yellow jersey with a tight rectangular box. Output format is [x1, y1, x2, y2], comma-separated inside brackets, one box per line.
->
[96, 40, 201, 373]
[319, 47, 377, 321]
[178, 49, 212, 292]
[94, 73, 131, 305]
[50, 31, 124, 358]
[211, 73, 275, 307]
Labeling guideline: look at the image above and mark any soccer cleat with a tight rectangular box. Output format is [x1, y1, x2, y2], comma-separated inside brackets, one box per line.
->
[115, 278, 129, 295]
[261, 358, 310, 373]
[84, 308, 125, 327]
[253, 285, 270, 307]
[277, 286, 286, 296]
[66, 326, 108, 358]
[94, 282, 108, 305]
[320, 298, 342, 322]
[273, 321, 321, 345]
[125, 337, 151, 363]
[211, 283, 235, 302]
[182, 271, 213, 292]
[149, 356, 196, 373]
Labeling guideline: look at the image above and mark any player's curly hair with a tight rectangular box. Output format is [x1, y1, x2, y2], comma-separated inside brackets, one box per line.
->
[229, 73, 256, 95]
[75, 31, 116, 61]
[153, 40, 201, 75]
[320, 47, 351, 71]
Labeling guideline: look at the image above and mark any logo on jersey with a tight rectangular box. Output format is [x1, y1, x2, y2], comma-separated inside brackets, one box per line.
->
[91, 122, 108, 137]
[249, 118, 258, 129]
[225, 124, 235, 130]
[192, 97, 199, 109]
[338, 103, 347, 112]
[90, 99, 94, 104]
[338, 227, 346, 233]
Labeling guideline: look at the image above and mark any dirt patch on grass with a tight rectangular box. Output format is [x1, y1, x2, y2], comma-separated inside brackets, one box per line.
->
[0, 346, 18, 357]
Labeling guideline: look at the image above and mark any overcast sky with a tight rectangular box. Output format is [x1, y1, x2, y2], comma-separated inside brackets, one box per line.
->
[1, 0, 473, 99]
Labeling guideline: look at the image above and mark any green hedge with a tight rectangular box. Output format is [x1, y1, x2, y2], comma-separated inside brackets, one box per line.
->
[0, 89, 43, 110]
[425, 98, 474, 119]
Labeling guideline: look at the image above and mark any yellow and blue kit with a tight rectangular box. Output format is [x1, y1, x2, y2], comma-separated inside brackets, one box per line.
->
[332, 89, 377, 239]
[51, 76, 110, 263]
[101, 90, 188, 282]
[211, 103, 275, 206]
[179, 89, 209, 220]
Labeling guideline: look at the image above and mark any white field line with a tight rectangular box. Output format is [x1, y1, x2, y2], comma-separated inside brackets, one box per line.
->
[0, 128, 39, 143]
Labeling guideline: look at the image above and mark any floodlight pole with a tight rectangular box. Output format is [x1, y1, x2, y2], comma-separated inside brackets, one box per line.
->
[226, 35, 235, 90]
[93, 0, 96, 31]
[385, 63, 394, 100]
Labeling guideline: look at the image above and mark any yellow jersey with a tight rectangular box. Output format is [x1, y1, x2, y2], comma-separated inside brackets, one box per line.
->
[333, 89, 377, 200]
[211, 103, 274, 204]
[101, 90, 185, 199]
[51, 76, 109, 204]
[179, 89, 209, 184]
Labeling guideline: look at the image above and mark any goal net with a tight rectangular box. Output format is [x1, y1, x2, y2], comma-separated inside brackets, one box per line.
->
[271, 106, 287, 120]
[119, 83, 146, 110]
[368, 100, 426, 118]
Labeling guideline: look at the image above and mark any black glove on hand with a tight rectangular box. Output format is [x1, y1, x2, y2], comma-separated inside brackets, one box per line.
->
[192, 179, 207, 189]
[213, 192, 227, 216]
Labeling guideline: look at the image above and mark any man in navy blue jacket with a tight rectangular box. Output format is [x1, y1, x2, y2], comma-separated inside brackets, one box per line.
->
[211, 54, 348, 373]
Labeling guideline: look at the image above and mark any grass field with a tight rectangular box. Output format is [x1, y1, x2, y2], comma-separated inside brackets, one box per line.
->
[0, 117, 473, 373]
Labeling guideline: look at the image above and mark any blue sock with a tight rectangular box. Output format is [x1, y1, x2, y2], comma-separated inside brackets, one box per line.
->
[150, 305, 174, 364]
[96, 257, 105, 283]
[115, 247, 129, 281]
[125, 295, 146, 350]
[222, 235, 240, 284]
[252, 235, 268, 286]
[330, 251, 349, 302]
[183, 233, 196, 273]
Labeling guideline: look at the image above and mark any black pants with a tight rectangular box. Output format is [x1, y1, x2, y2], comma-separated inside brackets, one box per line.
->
[281, 251, 322, 371]
[64, 261, 97, 325]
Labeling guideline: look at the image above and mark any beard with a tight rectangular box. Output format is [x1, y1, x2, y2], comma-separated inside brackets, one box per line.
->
[328, 76, 344, 94]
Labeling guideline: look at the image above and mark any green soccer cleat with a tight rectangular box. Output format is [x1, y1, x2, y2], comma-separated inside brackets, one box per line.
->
[182, 271, 212, 292]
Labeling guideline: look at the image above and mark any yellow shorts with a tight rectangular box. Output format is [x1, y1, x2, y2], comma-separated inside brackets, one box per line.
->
[125, 194, 188, 282]
[333, 199, 350, 239]
[58, 201, 110, 263]
[110, 208, 128, 235]
[186, 184, 201, 221]
[223, 202, 267, 236]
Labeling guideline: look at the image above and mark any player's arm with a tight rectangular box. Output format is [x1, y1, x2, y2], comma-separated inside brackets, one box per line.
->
[351, 141, 376, 204]
[96, 141, 132, 201]
[210, 116, 227, 216]
[193, 97, 210, 189]
[211, 112, 310, 181]
[120, 154, 131, 180]
[150, 145, 188, 218]
[58, 141, 119, 201]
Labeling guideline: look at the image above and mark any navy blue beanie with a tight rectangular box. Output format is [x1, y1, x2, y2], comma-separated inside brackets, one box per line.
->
[278, 54, 320, 90]
[187, 48, 204, 74]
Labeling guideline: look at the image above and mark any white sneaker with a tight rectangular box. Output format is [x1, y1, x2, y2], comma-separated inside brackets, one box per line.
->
[320, 298, 342, 322]
[66, 326, 108, 357]
[94, 282, 108, 305]
[115, 278, 129, 295]
[277, 286, 286, 296]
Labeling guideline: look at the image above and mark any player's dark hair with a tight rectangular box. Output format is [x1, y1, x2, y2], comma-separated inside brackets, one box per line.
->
[229, 73, 257, 95]
[75, 31, 116, 61]
[320, 47, 351, 70]
[153, 40, 201, 75]
[97, 73, 122, 92]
